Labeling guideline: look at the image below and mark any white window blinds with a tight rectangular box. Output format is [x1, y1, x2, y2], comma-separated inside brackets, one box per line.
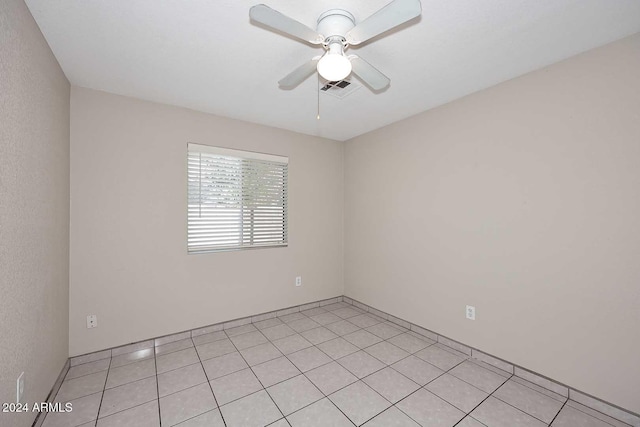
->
[187, 143, 288, 253]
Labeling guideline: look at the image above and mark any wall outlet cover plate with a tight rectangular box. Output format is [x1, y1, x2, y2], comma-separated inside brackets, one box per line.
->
[466, 305, 476, 320]
[87, 314, 98, 328]
[17, 372, 24, 403]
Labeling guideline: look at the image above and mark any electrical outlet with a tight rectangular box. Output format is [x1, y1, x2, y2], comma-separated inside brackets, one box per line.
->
[466, 305, 476, 320]
[87, 314, 98, 329]
[17, 372, 24, 403]
[295, 276, 302, 287]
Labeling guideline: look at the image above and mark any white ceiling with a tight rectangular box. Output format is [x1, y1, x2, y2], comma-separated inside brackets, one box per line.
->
[26, 0, 640, 141]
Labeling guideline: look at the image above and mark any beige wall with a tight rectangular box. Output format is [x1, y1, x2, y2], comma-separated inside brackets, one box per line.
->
[0, 1, 70, 426]
[69, 87, 344, 356]
[345, 34, 640, 413]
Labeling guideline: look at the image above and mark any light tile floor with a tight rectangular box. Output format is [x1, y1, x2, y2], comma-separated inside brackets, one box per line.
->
[42, 302, 632, 427]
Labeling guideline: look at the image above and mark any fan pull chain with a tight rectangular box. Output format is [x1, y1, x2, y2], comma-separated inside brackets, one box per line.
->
[317, 73, 321, 120]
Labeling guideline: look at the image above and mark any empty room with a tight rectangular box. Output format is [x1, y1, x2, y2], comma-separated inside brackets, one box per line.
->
[2, 0, 640, 426]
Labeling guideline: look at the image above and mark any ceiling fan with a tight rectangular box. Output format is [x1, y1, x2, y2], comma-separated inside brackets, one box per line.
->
[249, 0, 422, 91]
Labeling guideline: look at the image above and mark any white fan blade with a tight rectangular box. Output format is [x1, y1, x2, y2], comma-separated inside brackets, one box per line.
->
[346, 0, 421, 45]
[349, 55, 390, 90]
[278, 58, 320, 88]
[250, 4, 323, 45]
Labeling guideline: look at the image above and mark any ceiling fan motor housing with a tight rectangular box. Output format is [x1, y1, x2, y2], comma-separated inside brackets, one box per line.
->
[317, 9, 355, 44]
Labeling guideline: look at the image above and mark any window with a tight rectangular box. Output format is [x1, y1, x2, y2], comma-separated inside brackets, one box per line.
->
[187, 143, 288, 253]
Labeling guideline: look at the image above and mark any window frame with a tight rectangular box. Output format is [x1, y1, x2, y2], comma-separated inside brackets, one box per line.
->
[187, 143, 288, 254]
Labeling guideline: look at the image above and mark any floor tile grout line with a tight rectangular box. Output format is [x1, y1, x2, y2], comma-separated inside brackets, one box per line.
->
[108, 333, 230, 368]
[156, 380, 216, 402]
[154, 344, 196, 359]
[334, 347, 410, 383]
[561, 401, 629, 427]
[58, 365, 110, 381]
[297, 375, 360, 427]
[358, 339, 411, 365]
[195, 343, 237, 363]
[259, 318, 362, 426]
[431, 339, 470, 353]
[163, 410, 218, 427]
[451, 375, 513, 424]
[325, 361, 400, 426]
[246, 333, 332, 424]
[103, 359, 157, 391]
[270, 391, 324, 421]
[387, 384, 439, 426]
[445, 374, 508, 413]
[156, 359, 201, 377]
[390, 357, 449, 389]
[107, 355, 154, 370]
[97, 373, 158, 396]
[304, 321, 435, 393]
[509, 376, 567, 403]
[464, 357, 512, 379]
[348, 400, 394, 426]
[284, 348, 334, 374]
[553, 399, 630, 427]
[222, 327, 288, 423]
[330, 332, 438, 383]
[453, 414, 489, 427]
[189, 336, 228, 427]
[54, 367, 110, 385]
[285, 363, 358, 427]
[91, 397, 160, 424]
[68, 355, 112, 368]
[427, 355, 507, 395]
[490, 382, 567, 425]
[547, 398, 569, 427]
[41, 391, 105, 427]
[447, 370, 500, 392]
[102, 374, 157, 393]
[108, 355, 157, 374]
[43, 363, 100, 426]
[483, 382, 568, 426]
[449, 414, 484, 427]
[421, 374, 511, 427]
[192, 336, 232, 347]
[92, 351, 113, 426]
[384, 353, 491, 426]
[482, 374, 582, 426]
[289, 328, 425, 426]
[265, 418, 292, 427]
[152, 344, 162, 427]
[203, 347, 330, 401]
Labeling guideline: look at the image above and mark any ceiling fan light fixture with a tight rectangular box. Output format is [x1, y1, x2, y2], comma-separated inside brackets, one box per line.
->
[317, 42, 352, 81]
[250, 0, 421, 90]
